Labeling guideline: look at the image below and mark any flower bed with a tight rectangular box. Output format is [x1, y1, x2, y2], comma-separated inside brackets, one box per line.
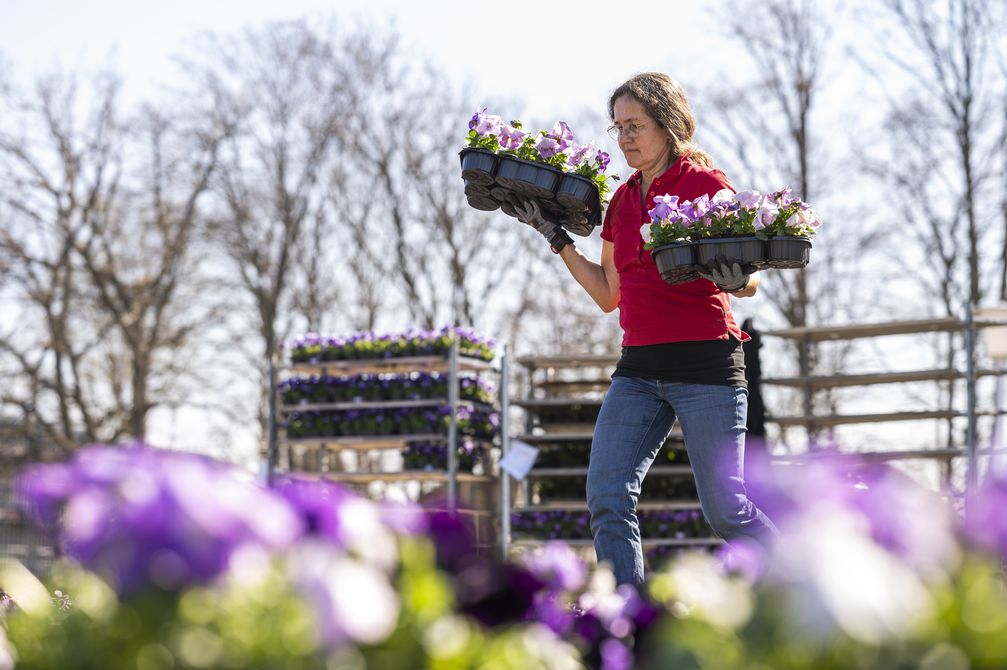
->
[279, 373, 494, 406]
[533, 402, 601, 426]
[285, 326, 495, 363]
[285, 405, 499, 440]
[535, 475, 698, 501]
[531, 440, 689, 468]
[511, 509, 710, 542]
[7, 445, 1007, 669]
[533, 442, 592, 468]
[401, 439, 487, 473]
[460, 110, 619, 236]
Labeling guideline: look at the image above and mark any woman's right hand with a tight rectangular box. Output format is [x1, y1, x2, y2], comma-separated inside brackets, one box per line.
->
[515, 199, 555, 234]
[515, 198, 573, 254]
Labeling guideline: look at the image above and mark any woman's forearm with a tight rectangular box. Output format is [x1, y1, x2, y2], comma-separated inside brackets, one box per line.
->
[557, 244, 620, 312]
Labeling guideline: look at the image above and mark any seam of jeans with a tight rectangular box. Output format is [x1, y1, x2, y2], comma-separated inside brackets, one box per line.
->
[624, 401, 668, 505]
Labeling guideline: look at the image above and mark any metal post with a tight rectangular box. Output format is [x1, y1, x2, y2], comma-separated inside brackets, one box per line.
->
[500, 343, 512, 560]
[447, 340, 459, 512]
[965, 302, 979, 512]
[993, 367, 1004, 476]
[267, 351, 279, 487]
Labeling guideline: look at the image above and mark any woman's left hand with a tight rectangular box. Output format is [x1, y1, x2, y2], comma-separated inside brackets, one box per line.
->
[698, 258, 752, 292]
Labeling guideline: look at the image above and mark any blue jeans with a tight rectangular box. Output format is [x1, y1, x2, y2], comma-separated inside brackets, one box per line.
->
[586, 377, 780, 585]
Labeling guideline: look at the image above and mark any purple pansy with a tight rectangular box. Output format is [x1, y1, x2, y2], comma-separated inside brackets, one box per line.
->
[648, 194, 680, 222]
[770, 186, 795, 206]
[498, 124, 526, 150]
[475, 113, 503, 137]
[468, 108, 486, 131]
[567, 142, 597, 168]
[755, 201, 779, 229]
[536, 136, 560, 159]
[549, 121, 575, 151]
[735, 189, 762, 209]
[680, 194, 711, 222]
[17, 444, 304, 596]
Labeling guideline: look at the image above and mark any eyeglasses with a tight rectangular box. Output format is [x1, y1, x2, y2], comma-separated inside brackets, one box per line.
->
[606, 122, 650, 140]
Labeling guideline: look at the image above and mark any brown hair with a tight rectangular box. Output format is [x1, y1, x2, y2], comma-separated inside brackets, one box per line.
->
[608, 72, 713, 168]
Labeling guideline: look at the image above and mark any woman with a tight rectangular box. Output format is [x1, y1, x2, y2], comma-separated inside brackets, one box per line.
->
[516, 72, 780, 586]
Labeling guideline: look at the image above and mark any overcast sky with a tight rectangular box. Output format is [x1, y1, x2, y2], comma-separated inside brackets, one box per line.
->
[1, 0, 760, 119]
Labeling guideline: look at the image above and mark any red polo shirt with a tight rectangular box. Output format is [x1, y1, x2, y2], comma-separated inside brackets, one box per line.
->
[601, 154, 748, 346]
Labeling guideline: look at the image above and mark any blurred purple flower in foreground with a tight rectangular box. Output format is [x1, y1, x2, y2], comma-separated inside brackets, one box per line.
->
[17, 444, 303, 595]
[746, 448, 959, 575]
[963, 472, 1007, 558]
[287, 540, 400, 651]
[521, 541, 587, 593]
[427, 509, 544, 627]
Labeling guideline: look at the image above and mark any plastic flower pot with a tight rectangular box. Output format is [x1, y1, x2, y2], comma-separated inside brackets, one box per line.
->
[555, 173, 596, 213]
[562, 212, 594, 237]
[489, 187, 508, 202]
[495, 155, 560, 200]
[694, 236, 766, 270]
[540, 199, 567, 221]
[459, 148, 497, 187]
[765, 236, 812, 269]
[466, 194, 500, 212]
[464, 180, 492, 199]
[651, 242, 700, 285]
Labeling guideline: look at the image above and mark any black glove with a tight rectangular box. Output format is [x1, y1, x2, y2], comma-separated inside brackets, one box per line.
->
[514, 199, 574, 254]
[698, 258, 752, 292]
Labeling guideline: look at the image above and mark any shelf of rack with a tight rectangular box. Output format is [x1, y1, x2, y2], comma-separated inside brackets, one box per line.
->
[279, 398, 494, 414]
[512, 425, 684, 442]
[533, 423, 598, 434]
[512, 432, 594, 442]
[525, 465, 693, 478]
[282, 434, 495, 451]
[273, 339, 510, 545]
[308, 471, 496, 484]
[283, 355, 495, 377]
[512, 500, 703, 512]
[503, 350, 708, 556]
[534, 379, 613, 396]
[513, 398, 603, 408]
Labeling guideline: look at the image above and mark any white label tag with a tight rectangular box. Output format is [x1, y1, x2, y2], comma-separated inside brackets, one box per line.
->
[499, 440, 540, 481]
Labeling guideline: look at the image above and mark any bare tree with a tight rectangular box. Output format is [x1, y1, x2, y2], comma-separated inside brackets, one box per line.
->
[0, 70, 222, 459]
[873, 0, 1001, 308]
[696, 0, 853, 445]
[182, 19, 399, 444]
[859, 0, 1004, 446]
[343, 60, 546, 333]
[703, 0, 833, 327]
